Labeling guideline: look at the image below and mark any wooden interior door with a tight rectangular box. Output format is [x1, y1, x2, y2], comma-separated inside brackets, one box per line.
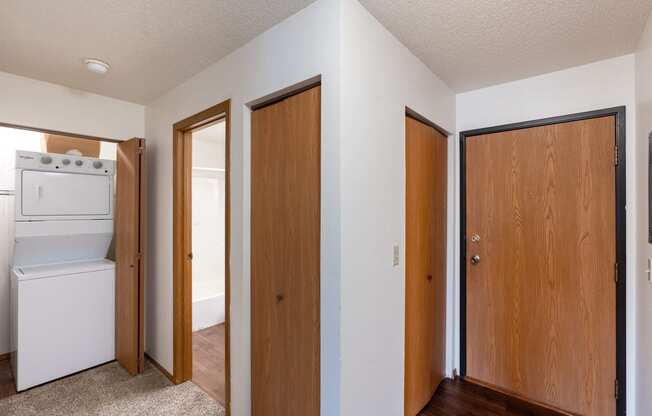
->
[116, 138, 147, 375]
[251, 86, 320, 416]
[404, 116, 448, 416]
[465, 116, 616, 415]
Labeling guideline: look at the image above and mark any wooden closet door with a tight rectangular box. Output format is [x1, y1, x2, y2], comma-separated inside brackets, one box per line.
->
[116, 138, 146, 375]
[251, 86, 320, 416]
[465, 116, 616, 415]
[404, 116, 447, 416]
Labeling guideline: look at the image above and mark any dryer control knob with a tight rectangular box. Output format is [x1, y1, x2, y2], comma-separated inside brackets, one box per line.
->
[75, 160, 83, 166]
[93, 161, 103, 169]
[62, 159, 71, 165]
[40, 156, 52, 164]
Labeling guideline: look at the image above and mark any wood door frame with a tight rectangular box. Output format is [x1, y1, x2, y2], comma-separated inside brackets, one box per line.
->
[459, 106, 627, 416]
[172, 100, 231, 413]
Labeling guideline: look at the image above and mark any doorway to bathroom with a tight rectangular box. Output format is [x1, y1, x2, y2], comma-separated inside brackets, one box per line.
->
[190, 118, 227, 404]
[172, 100, 230, 413]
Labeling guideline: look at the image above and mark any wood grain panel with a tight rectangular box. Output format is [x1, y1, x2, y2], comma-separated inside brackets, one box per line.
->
[251, 86, 321, 416]
[405, 116, 448, 416]
[42, 134, 100, 157]
[172, 129, 195, 383]
[465, 116, 616, 415]
[116, 138, 146, 375]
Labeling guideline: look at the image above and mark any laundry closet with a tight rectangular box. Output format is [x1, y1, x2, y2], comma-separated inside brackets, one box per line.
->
[0, 127, 146, 391]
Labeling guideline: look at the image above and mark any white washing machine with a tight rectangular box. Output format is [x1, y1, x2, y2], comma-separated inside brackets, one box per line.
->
[10, 150, 116, 391]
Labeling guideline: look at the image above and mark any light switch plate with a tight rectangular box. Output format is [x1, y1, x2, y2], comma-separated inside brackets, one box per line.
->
[393, 245, 400, 266]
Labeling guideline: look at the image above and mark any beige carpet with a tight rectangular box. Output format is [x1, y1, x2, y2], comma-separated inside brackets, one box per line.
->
[0, 361, 225, 416]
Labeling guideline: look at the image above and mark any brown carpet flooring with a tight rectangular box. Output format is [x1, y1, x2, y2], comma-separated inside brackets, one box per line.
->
[0, 360, 225, 416]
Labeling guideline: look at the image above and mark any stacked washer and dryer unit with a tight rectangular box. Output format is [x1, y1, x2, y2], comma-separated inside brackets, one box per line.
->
[10, 150, 116, 391]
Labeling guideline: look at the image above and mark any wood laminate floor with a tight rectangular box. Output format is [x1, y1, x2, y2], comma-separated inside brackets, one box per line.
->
[192, 323, 226, 406]
[419, 378, 553, 416]
[0, 359, 15, 400]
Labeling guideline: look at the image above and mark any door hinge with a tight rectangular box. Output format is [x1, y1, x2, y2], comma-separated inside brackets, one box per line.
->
[614, 262, 619, 284]
[615, 378, 620, 400]
[138, 146, 144, 154]
[614, 145, 619, 166]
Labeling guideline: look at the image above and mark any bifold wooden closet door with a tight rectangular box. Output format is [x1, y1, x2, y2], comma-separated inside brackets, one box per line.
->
[251, 86, 320, 416]
[404, 116, 448, 416]
[465, 116, 616, 415]
[116, 138, 146, 375]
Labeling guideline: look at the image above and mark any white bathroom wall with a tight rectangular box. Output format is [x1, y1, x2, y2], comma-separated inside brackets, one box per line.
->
[191, 122, 226, 331]
[339, 1, 455, 415]
[636, 12, 652, 416]
[144, 0, 341, 413]
[456, 54, 638, 413]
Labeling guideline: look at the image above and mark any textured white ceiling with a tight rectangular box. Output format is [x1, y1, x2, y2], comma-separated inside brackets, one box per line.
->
[359, 0, 652, 92]
[0, 0, 315, 104]
[2, 1, 651, 103]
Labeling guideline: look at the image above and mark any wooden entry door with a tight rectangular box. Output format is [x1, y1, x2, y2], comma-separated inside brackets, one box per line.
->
[116, 138, 147, 375]
[404, 116, 448, 416]
[465, 116, 617, 415]
[251, 86, 320, 416]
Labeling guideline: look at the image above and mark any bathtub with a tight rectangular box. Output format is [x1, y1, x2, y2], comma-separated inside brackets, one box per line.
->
[192, 292, 225, 332]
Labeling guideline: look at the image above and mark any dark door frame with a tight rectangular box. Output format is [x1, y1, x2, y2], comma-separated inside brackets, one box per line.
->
[172, 100, 231, 414]
[459, 106, 627, 416]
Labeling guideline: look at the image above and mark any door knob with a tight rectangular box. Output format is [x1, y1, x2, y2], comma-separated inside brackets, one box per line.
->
[470, 255, 480, 265]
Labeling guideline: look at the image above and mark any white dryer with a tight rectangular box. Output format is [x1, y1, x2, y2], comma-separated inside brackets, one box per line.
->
[10, 151, 116, 392]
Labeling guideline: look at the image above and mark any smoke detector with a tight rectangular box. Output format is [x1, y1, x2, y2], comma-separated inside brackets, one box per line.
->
[84, 58, 110, 75]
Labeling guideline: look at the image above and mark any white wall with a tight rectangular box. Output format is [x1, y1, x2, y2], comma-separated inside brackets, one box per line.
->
[456, 54, 638, 414]
[636, 13, 652, 416]
[0, 128, 41, 356]
[0, 71, 144, 140]
[339, 1, 455, 415]
[0, 72, 145, 357]
[191, 165, 226, 300]
[144, 0, 341, 414]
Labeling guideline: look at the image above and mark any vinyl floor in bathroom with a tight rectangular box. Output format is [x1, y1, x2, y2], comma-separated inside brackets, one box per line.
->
[192, 323, 226, 406]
